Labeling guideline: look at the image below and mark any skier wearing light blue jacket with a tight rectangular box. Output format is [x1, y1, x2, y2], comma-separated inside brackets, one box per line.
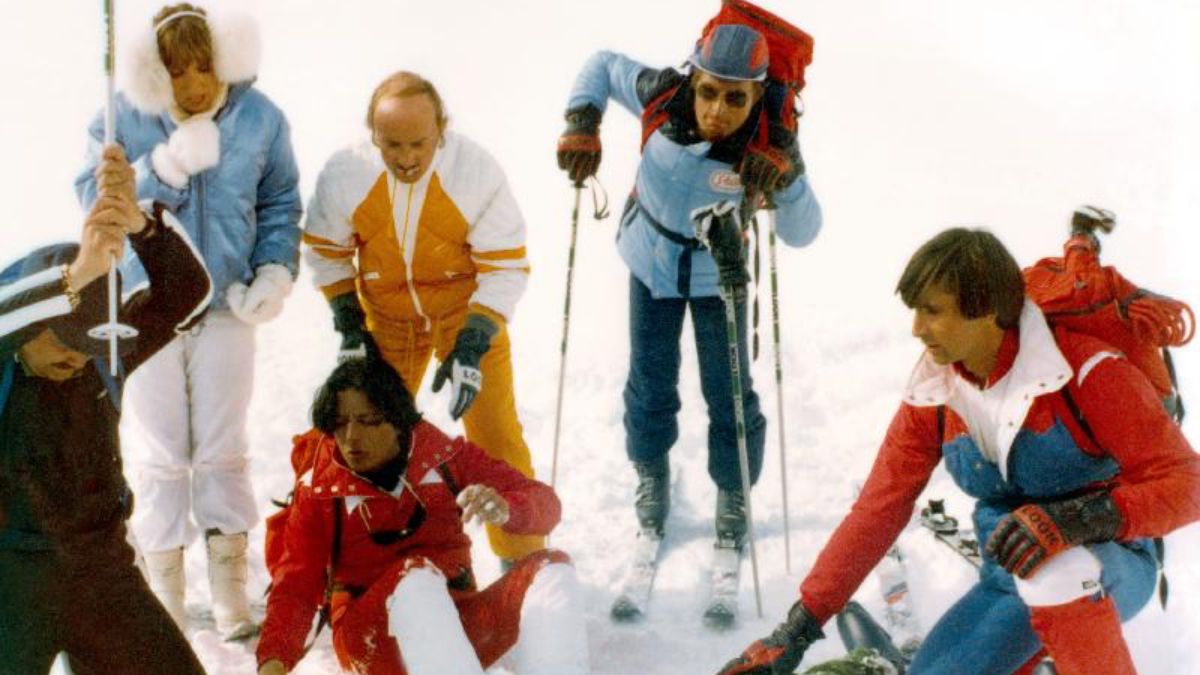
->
[557, 24, 822, 546]
[73, 4, 301, 641]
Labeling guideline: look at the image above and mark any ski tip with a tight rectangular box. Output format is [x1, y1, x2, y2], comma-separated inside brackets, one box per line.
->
[611, 598, 645, 623]
[703, 604, 738, 631]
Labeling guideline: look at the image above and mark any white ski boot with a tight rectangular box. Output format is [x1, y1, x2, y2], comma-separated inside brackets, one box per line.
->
[206, 530, 259, 641]
[144, 546, 187, 630]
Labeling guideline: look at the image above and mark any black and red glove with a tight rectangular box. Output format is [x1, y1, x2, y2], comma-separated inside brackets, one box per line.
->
[739, 125, 804, 196]
[717, 601, 823, 674]
[985, 491, 1123, 579]
[556, 104, 602, 187]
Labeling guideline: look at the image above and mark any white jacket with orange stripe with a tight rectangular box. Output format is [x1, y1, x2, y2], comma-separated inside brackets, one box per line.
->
[303, 132, 529, 329]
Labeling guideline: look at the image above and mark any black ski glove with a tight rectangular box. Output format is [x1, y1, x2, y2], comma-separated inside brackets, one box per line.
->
[692, 201, 750, 292]
[717, 601, 824, 674]
[432, 313, 499, 420]
[330, 292, 376, 362]
[985, 490, 1123, 579]
[557, 104, 602, 187]
[740, 124, 804, 196]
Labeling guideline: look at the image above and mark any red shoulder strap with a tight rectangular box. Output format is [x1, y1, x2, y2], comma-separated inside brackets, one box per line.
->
[640, 84, 680, 151]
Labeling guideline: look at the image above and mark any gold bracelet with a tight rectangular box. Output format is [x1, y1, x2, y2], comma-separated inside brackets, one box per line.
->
[60, 264, 81, 310]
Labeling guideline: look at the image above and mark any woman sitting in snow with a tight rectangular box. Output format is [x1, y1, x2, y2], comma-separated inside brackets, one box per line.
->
[256, 358, 589, 675]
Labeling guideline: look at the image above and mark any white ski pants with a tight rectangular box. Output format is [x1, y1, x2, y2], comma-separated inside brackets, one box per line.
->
[122, 311, 259, 552]
[386, 562, 590, 675]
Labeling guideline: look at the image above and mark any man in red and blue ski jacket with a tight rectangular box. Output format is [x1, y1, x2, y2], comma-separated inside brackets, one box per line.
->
[719, 228, 1200, 675]
[557, 22, 822, 547]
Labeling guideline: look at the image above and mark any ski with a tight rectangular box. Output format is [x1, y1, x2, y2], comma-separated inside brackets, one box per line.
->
[610, 528, 665, 622]
[875, 542, 922, 658]
[702, 538, 743, 629]
[919, 499, 982, 568]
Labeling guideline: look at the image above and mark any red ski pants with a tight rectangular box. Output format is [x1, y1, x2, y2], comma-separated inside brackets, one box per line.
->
[331, 549, 570, 674]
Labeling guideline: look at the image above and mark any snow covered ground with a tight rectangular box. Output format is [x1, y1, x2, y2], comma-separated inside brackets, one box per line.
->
[4, 1, 1199, 673]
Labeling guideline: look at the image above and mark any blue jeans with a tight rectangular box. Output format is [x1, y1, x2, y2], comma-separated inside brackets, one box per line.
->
[909, 540, 1157, 674]
[623, 276, 766, 491]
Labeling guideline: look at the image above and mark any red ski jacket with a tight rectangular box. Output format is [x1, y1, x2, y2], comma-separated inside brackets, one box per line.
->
[798, 305, 1200, 625]
[257, 422, 561, 669]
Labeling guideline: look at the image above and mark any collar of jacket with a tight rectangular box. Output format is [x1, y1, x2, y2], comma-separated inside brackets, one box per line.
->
[903, 299, 1073, 408]
[306, 421, 463, 501]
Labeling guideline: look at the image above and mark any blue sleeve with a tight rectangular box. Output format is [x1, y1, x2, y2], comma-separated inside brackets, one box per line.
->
[74, 104, 187, 212]
[249, 113, 303, 276]
[769, 175, 822, 248]
[566, 50, 652, 118]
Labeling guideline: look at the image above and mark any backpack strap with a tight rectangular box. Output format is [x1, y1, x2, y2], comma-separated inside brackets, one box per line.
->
[638, 77, 683, 151]
[1058, 385, 1099, 450]
[935, 404, 945, 446]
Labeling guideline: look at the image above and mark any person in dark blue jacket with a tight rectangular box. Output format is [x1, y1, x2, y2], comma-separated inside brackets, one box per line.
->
[0, 145, 210, 674]
[557, 24, 822, 545]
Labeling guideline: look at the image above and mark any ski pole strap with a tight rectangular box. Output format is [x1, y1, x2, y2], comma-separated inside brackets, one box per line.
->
[588, 176, 610, 220]
[0, 357, 15, 420]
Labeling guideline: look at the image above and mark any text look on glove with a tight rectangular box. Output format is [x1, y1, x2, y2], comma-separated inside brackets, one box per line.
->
[432, 313, 499, 420]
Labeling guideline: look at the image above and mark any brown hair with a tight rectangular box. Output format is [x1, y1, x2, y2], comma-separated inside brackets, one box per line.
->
[365, 71, 448, 132]
[896, 227, 1025, 329]
[153, 3, 213, 72]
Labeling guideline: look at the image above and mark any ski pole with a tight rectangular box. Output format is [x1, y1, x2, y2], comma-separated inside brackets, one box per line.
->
[717, 280, 764, 618]
[765, 205, 792, 575]
[87, 0, 138, 375]
[549, 185, 583, 489]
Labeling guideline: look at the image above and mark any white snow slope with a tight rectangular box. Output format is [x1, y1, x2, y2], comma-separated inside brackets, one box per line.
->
[3, 1, 1199, 673]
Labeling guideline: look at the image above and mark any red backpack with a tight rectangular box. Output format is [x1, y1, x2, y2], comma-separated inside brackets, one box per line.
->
[641, 0, 815, 149]
[1023, 231, 1194, 418]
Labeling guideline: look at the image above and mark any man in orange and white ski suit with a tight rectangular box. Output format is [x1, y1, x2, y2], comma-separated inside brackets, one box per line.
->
[302, 71, 540, 564]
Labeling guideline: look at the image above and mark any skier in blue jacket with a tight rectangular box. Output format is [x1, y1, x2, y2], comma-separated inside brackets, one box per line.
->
[557, 24, 822, 545]
[74, 3, 302, 640]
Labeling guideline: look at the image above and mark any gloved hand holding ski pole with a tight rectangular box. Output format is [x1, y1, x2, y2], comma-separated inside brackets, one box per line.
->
[432, 313, 499, 420]
[692, 200, 750, 293]
[557, 104, 602, 186]
[717, 601, 824, 674]
[739, 123, 804, 197]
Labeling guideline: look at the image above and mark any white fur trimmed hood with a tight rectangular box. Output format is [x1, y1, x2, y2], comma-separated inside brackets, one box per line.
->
[120, 6, 261, 115]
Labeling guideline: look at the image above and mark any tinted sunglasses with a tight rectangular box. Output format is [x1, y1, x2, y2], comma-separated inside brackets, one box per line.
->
[695, 84, 751, 109]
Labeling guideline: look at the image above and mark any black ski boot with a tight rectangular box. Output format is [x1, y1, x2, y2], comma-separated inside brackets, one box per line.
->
[715, 488, 747, 549]
[633, 458, 669, 536]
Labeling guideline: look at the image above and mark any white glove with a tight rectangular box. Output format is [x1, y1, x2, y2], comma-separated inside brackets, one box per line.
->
[151, 117, 221, 189]
[226, 264, 293, 324]
[456, 484, 510, 526]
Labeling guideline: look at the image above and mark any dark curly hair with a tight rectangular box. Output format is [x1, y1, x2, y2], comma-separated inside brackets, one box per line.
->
[310, 358, 421, 435]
